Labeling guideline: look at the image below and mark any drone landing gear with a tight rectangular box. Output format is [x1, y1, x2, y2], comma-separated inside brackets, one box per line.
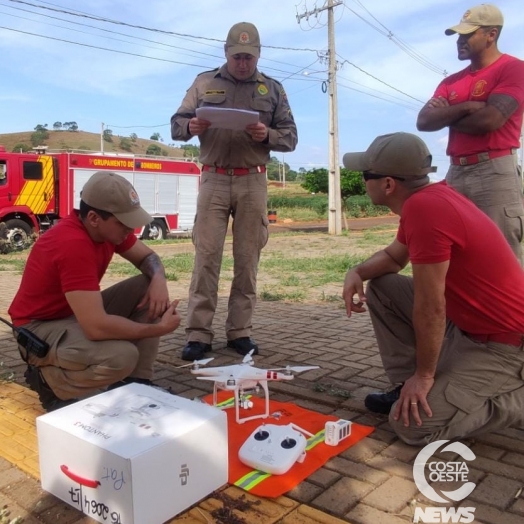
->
[212, 381, 270, 424]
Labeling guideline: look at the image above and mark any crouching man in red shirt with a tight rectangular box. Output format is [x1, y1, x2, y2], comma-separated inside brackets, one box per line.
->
[9, 171, 181, 411]
[342, 132, 524, 445]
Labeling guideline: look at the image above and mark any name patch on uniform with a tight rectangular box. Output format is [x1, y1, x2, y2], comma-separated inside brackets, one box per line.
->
[257, 84, 269, 96]
[205, 90, 226, 95]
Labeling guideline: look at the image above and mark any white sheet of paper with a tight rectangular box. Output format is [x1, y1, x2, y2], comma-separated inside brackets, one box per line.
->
[195, 107, 259, 131]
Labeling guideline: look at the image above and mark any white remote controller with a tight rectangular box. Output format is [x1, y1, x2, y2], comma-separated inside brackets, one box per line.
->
[238, 423, 310, 475]
[325, 419, 352, 446]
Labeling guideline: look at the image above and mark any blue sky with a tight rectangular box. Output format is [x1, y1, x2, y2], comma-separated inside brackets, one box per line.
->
[0, 0, 523, 180]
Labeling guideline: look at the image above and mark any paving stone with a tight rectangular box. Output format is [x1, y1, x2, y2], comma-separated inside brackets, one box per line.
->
[2, 474, 57, 514]
[281, 504, 349, 524]
[361, 476, 418, 514]
[471, 456, 524, 483]
[325, 457, 390, 486]
[307, 468, 341, 488]
[468, 473, 522, 511]
[0, 465, 28, 489]
[470, 443, 507, 461]
[360, 453, 415, 481]
[500, 452, 524, 469]
[286, 481, 324, 504]
[346, 502, 413, 524]
[381, 440, 420, 462]
[340, 436, 388, 462]
[312, 477, 374, 516]
[462, 498, 524, 524]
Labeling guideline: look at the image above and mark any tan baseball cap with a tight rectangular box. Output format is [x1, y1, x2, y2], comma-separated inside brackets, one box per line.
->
[81, 171, 152, 229]
[343, 133, 437, 177]
[225, 22, 261, 57]
[445, 4, 504, 35]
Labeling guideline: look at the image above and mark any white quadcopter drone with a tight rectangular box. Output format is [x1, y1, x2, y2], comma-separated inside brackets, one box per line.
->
[186, 350, 319, 423]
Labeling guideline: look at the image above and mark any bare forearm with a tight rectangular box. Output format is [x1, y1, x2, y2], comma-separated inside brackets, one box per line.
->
[417, 102, 478, 131]
[139, 252, 166, 280]
[413, 301, 446, 378]
[82, 314, 170, 341]
[353, 248, 406, 281]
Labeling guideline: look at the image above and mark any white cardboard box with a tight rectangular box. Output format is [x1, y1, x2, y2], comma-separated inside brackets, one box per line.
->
[37, 383, 228, 524]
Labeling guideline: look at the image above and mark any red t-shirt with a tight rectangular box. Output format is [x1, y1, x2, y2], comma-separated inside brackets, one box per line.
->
[397, 181, 524, 335]
[433, 54, 524, 157]
[9, 211, 137, 326]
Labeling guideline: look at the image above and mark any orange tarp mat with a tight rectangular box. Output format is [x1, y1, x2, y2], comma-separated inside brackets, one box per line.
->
[203, 392, 374, 498]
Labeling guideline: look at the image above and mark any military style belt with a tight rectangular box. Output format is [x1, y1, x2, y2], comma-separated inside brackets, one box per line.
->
[450, 148, 516, 166]
[467, 332, 524, 347]
[202, 165, 266, 176]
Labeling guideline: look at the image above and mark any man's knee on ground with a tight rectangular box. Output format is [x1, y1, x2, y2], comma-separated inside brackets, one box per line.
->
[388, 413, 439, 447]
[100, 343, 140, 381]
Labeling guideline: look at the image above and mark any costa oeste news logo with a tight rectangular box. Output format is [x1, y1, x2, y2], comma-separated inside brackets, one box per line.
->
[413, 440, 476, 523]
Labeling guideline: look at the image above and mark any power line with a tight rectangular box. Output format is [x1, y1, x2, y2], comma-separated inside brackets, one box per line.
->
[344, 0, 447, 76]
[337, 54, 425, 103]
[8, 0, 320, 52]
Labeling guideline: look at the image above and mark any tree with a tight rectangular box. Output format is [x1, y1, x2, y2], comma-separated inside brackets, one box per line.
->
[103, 129, 113, 143]
[180, 144, 200, 159]
[301, 167, 365, 201]
[68, 121, 78, 131]
[130, 133, 138, 143]
[150, 132, 161, 141]
[119, 137, 132, 152]
[53, 122, 62, 131]
[12, 143, 31, 152]
[34, 124, 48, 132]
[146, 143, 162, 156]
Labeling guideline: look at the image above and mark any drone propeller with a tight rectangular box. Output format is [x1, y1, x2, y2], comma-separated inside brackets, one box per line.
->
[269, 365, 320, 374]
[242, 349, 256, 365]
[177, 357, 215, 369]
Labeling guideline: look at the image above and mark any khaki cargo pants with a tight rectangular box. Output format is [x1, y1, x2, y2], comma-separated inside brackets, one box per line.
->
[366, 273, 524, 446]
[19, 275, 159, 400]
[186, 171, 269, 344]
[446, 153, 524, 264]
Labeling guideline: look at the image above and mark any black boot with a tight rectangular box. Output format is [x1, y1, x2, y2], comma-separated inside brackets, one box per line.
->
[364, 384, 403, 414]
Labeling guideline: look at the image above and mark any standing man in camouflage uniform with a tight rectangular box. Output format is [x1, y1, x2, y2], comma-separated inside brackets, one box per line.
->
[171, 22, 298, 361]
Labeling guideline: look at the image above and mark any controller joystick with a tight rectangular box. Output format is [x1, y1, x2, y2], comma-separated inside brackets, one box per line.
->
[281, 437, 296, 449]
[254, 430, 269, 441]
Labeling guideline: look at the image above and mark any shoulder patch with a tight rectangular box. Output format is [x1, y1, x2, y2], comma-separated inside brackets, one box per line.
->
[260, 71, 283, 87]
[197, 67, 220, 77]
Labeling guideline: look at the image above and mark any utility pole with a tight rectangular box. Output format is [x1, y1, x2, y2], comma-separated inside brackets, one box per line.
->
[101, 122, 104, 154]
[297, 0, 342, 234]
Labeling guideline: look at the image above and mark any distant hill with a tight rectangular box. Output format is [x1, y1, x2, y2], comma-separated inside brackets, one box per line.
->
[0, 129, 188, 159]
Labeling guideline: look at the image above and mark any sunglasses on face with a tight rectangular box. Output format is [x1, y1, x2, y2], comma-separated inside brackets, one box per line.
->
[362, 171, 406, 182]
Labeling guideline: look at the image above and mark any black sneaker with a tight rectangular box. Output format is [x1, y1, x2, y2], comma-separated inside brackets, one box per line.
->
[181, 341, 212, 361]
[24, 365, 77, 412]
[364, 384, 403, 414]
[226, 337, 259, 356]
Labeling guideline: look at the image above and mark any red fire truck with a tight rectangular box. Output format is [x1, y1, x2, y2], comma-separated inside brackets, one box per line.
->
[0, 147, 200, 250]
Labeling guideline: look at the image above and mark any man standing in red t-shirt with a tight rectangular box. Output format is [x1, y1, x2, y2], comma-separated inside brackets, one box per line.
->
[8, 172, 181, 411]
[417, 4, 524, 263]
[342, 132, 524, 446]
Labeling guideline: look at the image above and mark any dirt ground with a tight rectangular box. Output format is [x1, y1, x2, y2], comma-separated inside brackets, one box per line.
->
[145, 215, 399, 304]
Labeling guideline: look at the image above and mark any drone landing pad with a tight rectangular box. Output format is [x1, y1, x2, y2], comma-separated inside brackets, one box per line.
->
[203, 391, 374, 498]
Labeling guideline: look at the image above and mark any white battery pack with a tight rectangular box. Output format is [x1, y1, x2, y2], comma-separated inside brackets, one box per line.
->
[325, 419, 352, 446]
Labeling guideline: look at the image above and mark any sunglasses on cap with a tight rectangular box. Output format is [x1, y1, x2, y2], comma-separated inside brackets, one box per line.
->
[362, 171, 406, 182]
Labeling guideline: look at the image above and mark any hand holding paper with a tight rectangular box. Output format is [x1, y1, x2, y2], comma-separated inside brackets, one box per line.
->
[195, 107, 259, 131]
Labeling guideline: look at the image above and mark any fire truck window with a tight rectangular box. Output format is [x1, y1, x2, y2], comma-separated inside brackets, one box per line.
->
[0, 161, 6, 185]
[23, 161, 43, 180]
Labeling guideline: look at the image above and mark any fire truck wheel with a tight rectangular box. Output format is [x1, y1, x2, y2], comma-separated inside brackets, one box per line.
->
[145, 219, 167, 241]
[5, 219, 32, 250]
